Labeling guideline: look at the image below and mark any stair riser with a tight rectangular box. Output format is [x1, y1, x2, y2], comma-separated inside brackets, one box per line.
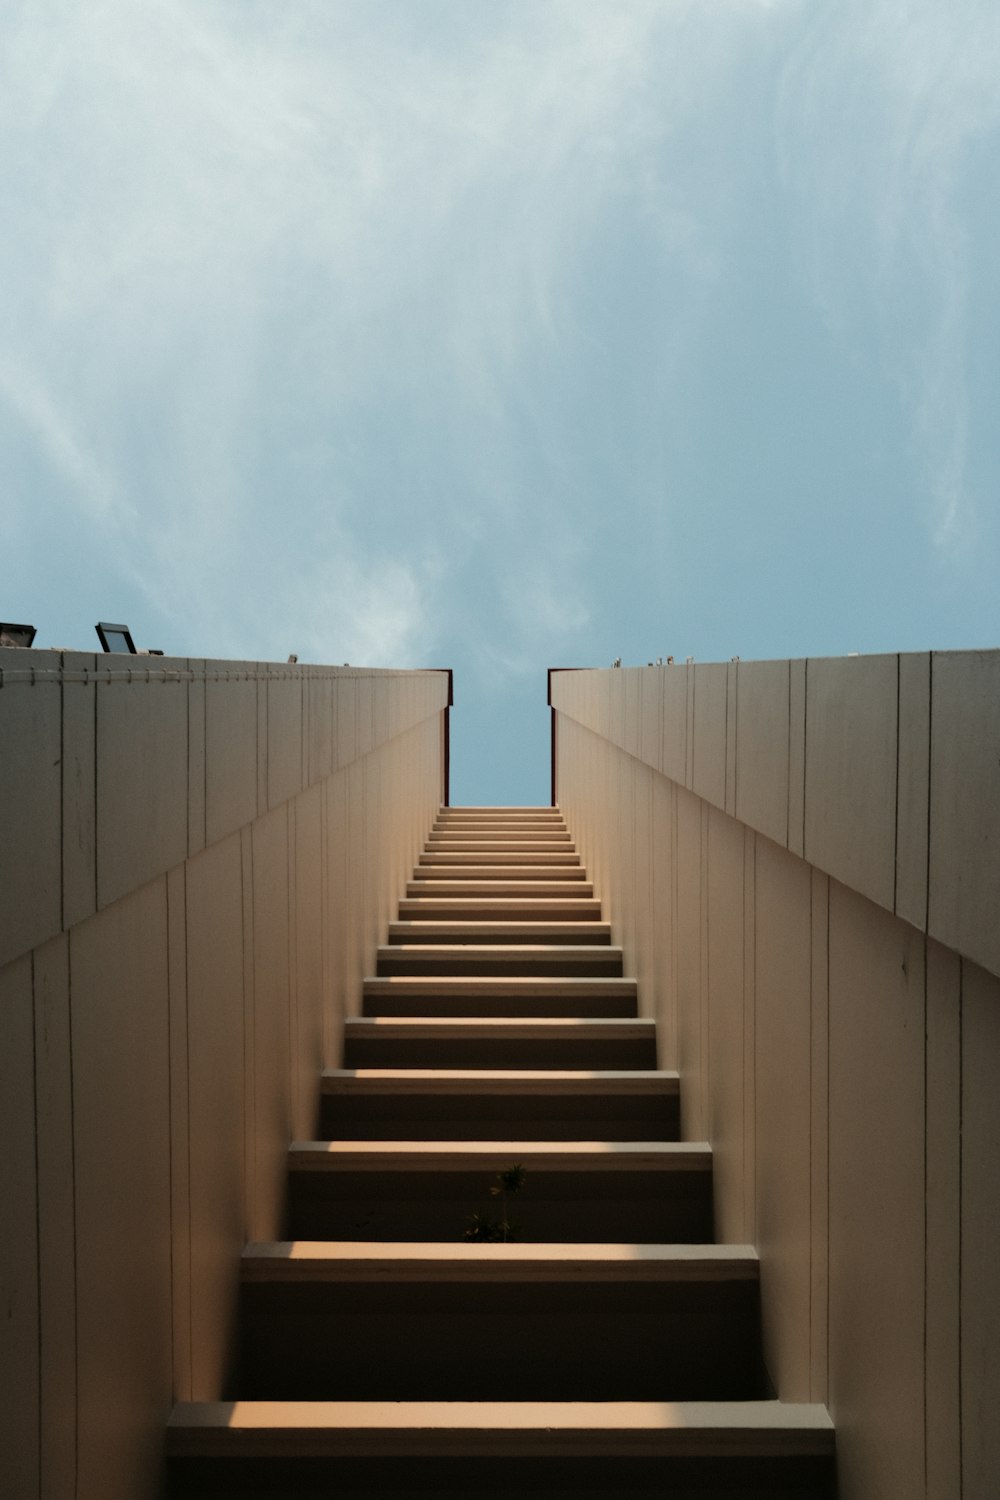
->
[289, 1169, 712, 1242]
[320, 1094, 680, 1142]
[407, 883, 595, 897]
[410, 869, 588, 881]
[419, 858, 578, 870]
[432, 815, 567, 823]
[170, 1452, 835, 1499]
[239, 1281, 765, 1402]
[386, 928, 611, 946]
[375, 956, 623, 979]
[398, 902, 603, 922]
[425, 840, 574, 850]
[429, 833, 573, 844]
[361, 994, 637, 1017]
[342, 1038, 658, 1071]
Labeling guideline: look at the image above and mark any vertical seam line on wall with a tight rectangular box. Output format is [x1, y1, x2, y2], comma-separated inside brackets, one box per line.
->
[31, 951, 42, 1495]
[741, 824, 747, 1239]
[203, 677, 208, 850]
[59, 674, 65, 933]
[734, 662, 739, 819]
[240, 832, 250, 1244]
[957, 957, 964, 1497]
[703, 800, 710, 1150]
[893, 655, 901, 915]
[752, 833, 759, 1247]
[287, 803, 296, 1145]
[702, 801, 709, 1143]
[320, 778, 328, 1075]
[922, 932, 929, 1499]
[186, 662, 191, 858]
[803, 660, 809, 858]
[93, 681, 99, 912]
[724, 668, 730, 813]
[825, 875, 831, 1400]
[183, 863, 194, 1398]
[925, 656, 934, 936]
[808, 874, 814, 1396]
[802, 659, 809, 858]
[166, 874, 176, 1395]
[786, 661, 792, 849]
[67, 934, 80, 1497]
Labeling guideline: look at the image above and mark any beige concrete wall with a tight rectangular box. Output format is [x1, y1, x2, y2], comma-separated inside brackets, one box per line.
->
[0, 652, 447, 1500]
[553, 652, 999, 1500]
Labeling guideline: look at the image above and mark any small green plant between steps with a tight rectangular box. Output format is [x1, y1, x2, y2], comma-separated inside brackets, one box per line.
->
[463, 1163, 527, 1243]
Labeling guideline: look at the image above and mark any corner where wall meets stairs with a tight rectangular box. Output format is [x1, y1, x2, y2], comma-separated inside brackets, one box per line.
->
[166, 806, 836, 1499]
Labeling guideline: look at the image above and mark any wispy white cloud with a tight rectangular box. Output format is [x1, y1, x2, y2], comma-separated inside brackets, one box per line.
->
[0, 0, 789, 660]
[0, 355, 129, 524]
[776, 0, 1000, 553]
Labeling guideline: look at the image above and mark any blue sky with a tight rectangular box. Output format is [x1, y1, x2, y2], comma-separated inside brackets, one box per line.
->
[3, 0, 998, 803]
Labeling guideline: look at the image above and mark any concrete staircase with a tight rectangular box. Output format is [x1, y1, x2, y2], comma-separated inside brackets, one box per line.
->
[167, 806, 835, 1496]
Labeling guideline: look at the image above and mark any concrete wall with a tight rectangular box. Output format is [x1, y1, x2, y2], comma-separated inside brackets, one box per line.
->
[552, 653, 1000, 1500]
[0, 651, 448, 1500]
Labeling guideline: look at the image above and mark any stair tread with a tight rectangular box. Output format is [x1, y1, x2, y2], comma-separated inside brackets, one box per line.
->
[420, 851, 580, 861]
[240, 1241, 759, 1281]
[323, 1068, 676, 1093]
[430, 830, 570, 838]
[363, 976, 635, 993]
[345, 1018, 653, 1036]
[289, 1140, 710, 1170]
[389, 921, 611, 937]
[399, 898, 602, 912]
[407, 883, 595, 895]
[378, 944, 621, 961]
[411, 868, 588, 878]
[167, 1399, 834, 1456]
[426, 837, 571, 845]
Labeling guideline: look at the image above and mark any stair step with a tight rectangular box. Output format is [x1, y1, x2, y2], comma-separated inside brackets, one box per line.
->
[167, 1397, 834, 1456]
[236, 1244, 765, 1403]
[419, 852, 578, 864]
[363, 980, 636, 1019]
[440, 804, 566, 816]
[431, 834, 569, 846]
[288, 1139, 710, 1243]
[428, 834, 569, 846]
[364, 972, 638, 1020]
[388, 921, 612, 945]
[343, 1016, 654, 1070]
[434, 810, 566, 822]
[432, 824, 568, 836]
[407, 880, 595, 897]
[241, 1240, 758, 1282]
[346, 1018, 653, 1039]
[375, 944, 623, 979]
[398, 897, 604, 922]
[320, 1066, 677, 1134]
[411, 865, 587, 881]
[363, 975, 636, 1000]
[322, 1067, 675, 1096]
[429, 837, 574, 850]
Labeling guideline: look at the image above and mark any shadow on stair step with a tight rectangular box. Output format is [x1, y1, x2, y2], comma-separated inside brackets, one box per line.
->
[288, 1167, 713, 1243]
[169, 1452, 835, 1499]
[238, 1279, 768, 1401]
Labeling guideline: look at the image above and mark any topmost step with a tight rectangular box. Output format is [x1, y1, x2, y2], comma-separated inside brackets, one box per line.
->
[440, 808, 562, 819]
